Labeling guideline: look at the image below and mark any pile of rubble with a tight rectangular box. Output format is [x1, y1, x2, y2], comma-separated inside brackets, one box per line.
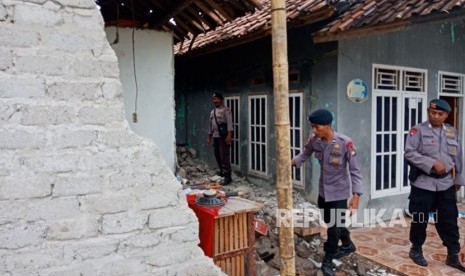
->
[176, 146, 400, 276]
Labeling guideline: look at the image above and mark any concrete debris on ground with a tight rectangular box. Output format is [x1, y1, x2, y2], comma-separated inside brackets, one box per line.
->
[176, 146, 400, 276]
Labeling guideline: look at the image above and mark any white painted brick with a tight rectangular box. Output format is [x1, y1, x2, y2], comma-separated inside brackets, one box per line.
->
[0, 247, 64, 272]
[134, 187, 178, 210]
[68, 12, 104, 30]
[0, 48, 12, 70]
[158, 259, 224, 276]
[53, 175, 102, 197]
[25, 198, 81, 221]
[0, 4, 6, 20]
[63, 238, 118, 262]
[46, 215, 99, 240]
[42, 30, 97, 55]
[97, 130, 142, 148]
[43, 263, 97, 276]
[143, 242, 198, 267]
[170, 224, 200, 243]
[148, 207, 194, 229]
[107, 171, 152, 191]
[0, 222, 46, 249]
[0, 198, 80, 223]
[15, 54, 73, 76]
[77, 151, 123, 171]
[0, 104, 21, 125]
[119, 232, 161, 250]
[100, 258, 149, 276]
[0, 27, 40, 48]
[78, 106, 123, 125]
[0, 151, 18, 177]
[101, 212, 147, 234]
[47, 81, 101, 101]
[0, 76, 45, 98]
[48, 129, 97, 149]
[101, 80, 123, 99]
[0, 130, 46, 149]
[14, 4, 63, 27]
[0, 175, 51, 199]
[80, 194, 132, 214]
[55, 0, 95, 9]
[23, 151, 80, 173]
[72, 57, 104, 78]
[21, 105, 75, 126]
[100, 59, 120, 78]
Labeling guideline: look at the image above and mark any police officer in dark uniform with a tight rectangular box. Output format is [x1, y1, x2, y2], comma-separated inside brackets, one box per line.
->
[405, 98, 465, 272]
[292, 109, 364, 276]
[207, 93, 233, 185]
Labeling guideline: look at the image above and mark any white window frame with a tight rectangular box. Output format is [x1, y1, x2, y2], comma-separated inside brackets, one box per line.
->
[371, 64, 427, 199]
[437, 71, 465, 198]
[225, 96, 241, 168]
[248, 95, 267, 176]
[289, 91, 304, 189]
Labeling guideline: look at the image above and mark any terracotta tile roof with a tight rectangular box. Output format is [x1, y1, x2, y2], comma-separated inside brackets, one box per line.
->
[314, 0, 465, 43]
[174, 0, 337, 56]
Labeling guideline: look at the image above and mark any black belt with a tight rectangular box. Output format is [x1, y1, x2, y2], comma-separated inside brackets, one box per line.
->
[427, 172, 450, 179]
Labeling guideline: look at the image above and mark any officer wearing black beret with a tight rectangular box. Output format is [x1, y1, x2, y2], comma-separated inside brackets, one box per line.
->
[405, 98, 465, 272]
[292, 108, 364, 276]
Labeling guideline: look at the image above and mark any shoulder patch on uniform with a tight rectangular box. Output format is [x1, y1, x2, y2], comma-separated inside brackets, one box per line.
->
[409, 128, 417, 136]
[346, 141, 356, 156]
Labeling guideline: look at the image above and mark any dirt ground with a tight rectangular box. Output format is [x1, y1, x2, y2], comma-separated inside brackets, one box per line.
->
[176, 146, 401, 276]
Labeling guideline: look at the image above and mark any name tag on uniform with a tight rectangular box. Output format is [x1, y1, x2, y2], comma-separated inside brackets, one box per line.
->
[449, 146, 457, 156]
[446, 129, 455, 138]
[330, 156, 341, 165]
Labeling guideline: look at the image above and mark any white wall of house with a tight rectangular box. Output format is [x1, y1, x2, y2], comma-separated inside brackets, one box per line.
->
[0, 0, 221, 274]
[105, 27, 176, 171]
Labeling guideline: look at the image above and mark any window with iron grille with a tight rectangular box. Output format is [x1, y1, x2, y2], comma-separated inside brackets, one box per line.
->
[225, 96, 240, 168]
[439, 72, 463, 95]
[372, 64, 427, 198]
[289, 92, 304, 188]
[248, 95, 267, 175]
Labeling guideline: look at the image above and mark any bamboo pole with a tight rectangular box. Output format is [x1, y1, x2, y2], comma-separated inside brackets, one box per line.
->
[270, 0, 295, 275]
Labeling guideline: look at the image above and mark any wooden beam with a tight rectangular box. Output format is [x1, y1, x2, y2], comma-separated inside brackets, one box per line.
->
[193, 0, 224, 25]
[186, 6, 213, 30]
[153, 0, 195, 28]
[172, 15, 198, 36]
[178, 12, 206, 33]
[204, 0, 232, 21]
[312, 21, 408, 43]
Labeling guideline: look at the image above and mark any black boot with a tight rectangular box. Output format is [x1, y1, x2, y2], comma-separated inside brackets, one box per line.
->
[446, 254, 465, 272]
[409, 246, 428, 266]
[223, 173, 232, 185]
[321, 256, 335, 276]
[333, 241, 356, 259]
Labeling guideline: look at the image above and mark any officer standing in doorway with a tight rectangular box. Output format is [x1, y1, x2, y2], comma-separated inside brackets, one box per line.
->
[207, 93, 233, 185]
[292, 109, 364, 276]
[405, 98, 465, 272]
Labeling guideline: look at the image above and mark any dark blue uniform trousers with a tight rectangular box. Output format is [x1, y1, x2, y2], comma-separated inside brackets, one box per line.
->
[409, 185, 460, 255]
[318, 196, 351, 256]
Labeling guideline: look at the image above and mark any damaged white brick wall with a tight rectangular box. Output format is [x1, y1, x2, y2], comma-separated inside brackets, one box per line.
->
[0, 0, 222, 275]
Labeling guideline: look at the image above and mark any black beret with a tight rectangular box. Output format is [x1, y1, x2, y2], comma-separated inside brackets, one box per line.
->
[307, 109, 333, 125]
[212, 93, 224, 100]
[429, 99, 451, 112]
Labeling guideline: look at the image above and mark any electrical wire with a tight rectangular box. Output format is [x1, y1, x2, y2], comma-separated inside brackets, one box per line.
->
[131, 0, 139, 122]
